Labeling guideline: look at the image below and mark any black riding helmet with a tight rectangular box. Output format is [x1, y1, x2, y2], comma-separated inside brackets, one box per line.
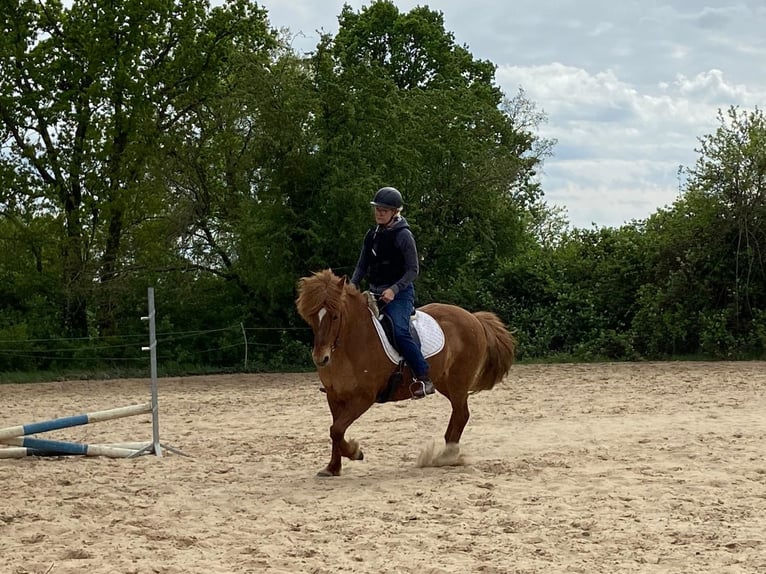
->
[370, 187, 403, 209]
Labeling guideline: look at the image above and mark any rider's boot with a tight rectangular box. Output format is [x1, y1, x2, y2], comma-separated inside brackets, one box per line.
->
[411, 376, 435, 399]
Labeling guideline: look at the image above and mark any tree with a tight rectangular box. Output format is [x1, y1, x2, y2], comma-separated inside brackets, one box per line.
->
[154, 41, 321, 327]
[303, 1, 553, 307]
[633, 106, 766, 357]
[0, 0, 278, 336]
[689, 106, 766, 327]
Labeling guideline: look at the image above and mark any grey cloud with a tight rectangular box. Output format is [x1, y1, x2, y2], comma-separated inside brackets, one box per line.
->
[687, 5, 743, 30]
[259, 0, 765, 227]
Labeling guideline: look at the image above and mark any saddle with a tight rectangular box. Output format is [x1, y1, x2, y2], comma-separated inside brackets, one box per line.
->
[365, 292, 445, 402]
[377, 311, 421, 352]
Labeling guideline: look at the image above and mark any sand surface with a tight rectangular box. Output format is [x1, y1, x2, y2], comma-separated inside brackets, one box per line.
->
[1, 362, 765, 573]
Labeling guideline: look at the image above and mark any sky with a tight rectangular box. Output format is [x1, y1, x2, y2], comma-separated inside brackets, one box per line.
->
[261, 1, 766, 228]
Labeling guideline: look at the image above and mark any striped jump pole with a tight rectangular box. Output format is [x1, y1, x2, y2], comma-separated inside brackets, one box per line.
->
[0, 403, 152, 442]
[0, 287, 187, 460]
[2, 436, 143, 458]
[0, 447, 48, 459]
[0, 441, 153, 459]
[0, 403, 153, 458]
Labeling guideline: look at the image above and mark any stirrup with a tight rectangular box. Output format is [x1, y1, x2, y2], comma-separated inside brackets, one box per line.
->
[409, 378, 434, 400]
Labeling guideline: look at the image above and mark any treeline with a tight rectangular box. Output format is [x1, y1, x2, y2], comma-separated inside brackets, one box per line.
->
[1, 1, 764, 377]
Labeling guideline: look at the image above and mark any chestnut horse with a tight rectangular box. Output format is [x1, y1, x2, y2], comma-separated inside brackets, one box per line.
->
[296, 269, 517, 476]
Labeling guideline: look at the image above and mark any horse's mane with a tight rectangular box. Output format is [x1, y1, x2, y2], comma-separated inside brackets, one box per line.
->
[296, 269, 361, 321]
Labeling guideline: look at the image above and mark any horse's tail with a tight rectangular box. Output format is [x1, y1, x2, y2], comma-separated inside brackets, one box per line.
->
[470, 311, 517, 393]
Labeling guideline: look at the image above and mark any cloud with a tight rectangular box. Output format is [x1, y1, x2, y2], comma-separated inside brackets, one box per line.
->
[672, 69, 751, 102]
[495, 58, 766, 227]
[544, 179, 682, 229]
[260, 0, 766, 227]
[541, 158, 685, 228]
[687, 5, 743, 30]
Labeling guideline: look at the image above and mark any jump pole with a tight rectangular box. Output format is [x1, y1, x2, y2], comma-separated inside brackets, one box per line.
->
[0, 404, 152, 457]
[0, 403, 152, 442]
[0, 447, 47, 459]
[2, 436, 144, 458]
[0, 287, 187, 459]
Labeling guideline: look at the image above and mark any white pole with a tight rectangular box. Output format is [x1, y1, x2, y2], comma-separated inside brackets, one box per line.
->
[138, 287, 187, 458]
[141, 287, 162, 457]
[241, 322, 248, 370]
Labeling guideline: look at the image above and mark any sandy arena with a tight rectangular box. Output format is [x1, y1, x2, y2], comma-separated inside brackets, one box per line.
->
[1, 362, 765, 573]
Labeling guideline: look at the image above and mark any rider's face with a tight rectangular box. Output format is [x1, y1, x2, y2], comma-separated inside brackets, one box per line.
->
[374, 206, 396, 225]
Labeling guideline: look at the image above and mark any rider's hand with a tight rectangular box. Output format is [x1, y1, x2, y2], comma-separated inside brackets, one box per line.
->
[380, 288, 395, 303]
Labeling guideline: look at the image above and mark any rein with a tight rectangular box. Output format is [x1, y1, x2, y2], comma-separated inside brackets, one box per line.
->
[329, 293, 367, 353]
[331, 312, 342, 351]
[328, 297, 348, 353]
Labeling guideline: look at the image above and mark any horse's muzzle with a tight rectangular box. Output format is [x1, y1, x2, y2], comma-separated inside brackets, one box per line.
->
[313, 348, 331, 368]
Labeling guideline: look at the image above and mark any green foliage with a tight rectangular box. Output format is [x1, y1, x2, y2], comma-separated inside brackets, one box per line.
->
[2, 2, 765, 379]
[627, 106, 766, 358]
[574, 330, 640, 362]
[304, 1, 546, 310]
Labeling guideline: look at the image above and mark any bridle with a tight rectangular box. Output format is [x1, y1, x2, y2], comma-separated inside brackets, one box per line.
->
[317, 306, 343, 353]
[331, 312, 342, 352]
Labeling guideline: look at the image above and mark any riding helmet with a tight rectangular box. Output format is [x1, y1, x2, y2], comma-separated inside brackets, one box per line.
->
[370, 187, 403, 209]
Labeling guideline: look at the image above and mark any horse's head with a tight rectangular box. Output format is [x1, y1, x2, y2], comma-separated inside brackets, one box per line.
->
[296, 269, 350, 368]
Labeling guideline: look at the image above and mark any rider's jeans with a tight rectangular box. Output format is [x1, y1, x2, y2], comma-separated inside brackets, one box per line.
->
[381, 284, 430, 377]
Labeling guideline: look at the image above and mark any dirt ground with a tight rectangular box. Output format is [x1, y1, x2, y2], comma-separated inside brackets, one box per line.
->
[1, 362, 765, 574]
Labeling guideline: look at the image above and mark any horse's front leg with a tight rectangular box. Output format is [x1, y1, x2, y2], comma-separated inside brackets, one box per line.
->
[445, 394, 470, 445]
[318, 394, 373, 477]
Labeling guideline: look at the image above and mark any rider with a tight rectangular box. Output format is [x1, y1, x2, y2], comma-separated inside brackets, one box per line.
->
[351, 186, 435, 399]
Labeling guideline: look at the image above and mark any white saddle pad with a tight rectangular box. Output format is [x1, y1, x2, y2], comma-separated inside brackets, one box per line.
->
[370, 309, 445, 365]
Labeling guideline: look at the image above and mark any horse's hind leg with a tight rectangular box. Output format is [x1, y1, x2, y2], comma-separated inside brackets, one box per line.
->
[416, 393, 469, 468]
[318, 395, 372, 477]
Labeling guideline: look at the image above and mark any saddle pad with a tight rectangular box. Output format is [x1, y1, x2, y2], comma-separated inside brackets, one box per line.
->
[370, 309, 445, 365]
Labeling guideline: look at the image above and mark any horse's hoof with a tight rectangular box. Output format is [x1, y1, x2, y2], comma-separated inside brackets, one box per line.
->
[317, 467, 339, 477]
[348, 440, 364, 461]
